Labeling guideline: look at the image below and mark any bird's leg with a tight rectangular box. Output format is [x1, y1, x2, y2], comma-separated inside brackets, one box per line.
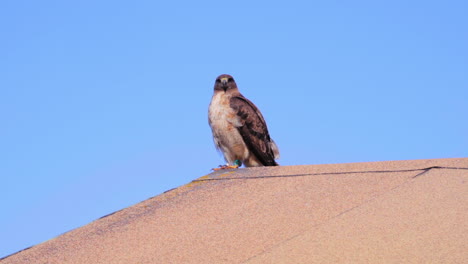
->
[212, 160, 241, 171]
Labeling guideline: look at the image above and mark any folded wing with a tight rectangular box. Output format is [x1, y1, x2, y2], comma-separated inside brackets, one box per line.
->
[230, 96, 279, 166]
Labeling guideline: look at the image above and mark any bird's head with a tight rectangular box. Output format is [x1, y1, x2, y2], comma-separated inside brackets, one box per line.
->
[214, 74, 238, 93]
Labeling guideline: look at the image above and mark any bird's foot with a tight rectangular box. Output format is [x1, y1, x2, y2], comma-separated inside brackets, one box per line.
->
[212, 164, 239, 171]
[212, 160, 241, 171]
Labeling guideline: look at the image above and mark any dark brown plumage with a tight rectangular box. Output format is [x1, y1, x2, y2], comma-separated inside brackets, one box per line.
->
[230, 96, 278, 166]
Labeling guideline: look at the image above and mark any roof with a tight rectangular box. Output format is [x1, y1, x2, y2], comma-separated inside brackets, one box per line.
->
[2, 158, 467, 263]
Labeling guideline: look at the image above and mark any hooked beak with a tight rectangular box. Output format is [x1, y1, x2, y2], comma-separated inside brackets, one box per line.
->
[220, 77, 228, 91]
[220, 77, 228, 86]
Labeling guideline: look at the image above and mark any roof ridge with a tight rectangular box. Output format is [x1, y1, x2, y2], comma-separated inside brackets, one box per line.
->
[193, 166, 468, 182]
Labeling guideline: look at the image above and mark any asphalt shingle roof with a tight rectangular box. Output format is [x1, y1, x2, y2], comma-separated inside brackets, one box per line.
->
[2, 158, 467, 263]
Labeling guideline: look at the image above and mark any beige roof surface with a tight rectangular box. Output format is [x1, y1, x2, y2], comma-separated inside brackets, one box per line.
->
[2, 158, 467, 263]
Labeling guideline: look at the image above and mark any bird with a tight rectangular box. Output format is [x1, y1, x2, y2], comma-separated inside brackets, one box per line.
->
[208, 74, 279, 170]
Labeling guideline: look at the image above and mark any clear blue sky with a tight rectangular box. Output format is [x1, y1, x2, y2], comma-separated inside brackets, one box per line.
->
[1, 0, 467, 257]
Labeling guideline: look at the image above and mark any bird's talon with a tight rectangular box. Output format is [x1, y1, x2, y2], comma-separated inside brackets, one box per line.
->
[212, 164, 239, 171]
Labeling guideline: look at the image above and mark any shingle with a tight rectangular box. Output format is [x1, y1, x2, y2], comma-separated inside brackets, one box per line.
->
[2, 158, 467, 264]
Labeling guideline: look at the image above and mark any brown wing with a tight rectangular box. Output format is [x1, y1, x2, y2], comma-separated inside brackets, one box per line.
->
[230, 95, 278, 166]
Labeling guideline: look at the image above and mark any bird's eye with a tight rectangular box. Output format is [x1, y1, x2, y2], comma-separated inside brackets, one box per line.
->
[228, 78, 234, 82]
[216, 79, 221, 83]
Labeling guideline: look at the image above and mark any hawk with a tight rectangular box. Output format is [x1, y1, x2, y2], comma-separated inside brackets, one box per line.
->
[208, 74, 280, 170]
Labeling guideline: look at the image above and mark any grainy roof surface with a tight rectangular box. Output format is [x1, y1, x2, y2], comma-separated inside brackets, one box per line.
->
[2, 158, 467, 263]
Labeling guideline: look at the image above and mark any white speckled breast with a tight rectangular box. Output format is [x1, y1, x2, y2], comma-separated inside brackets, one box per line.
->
[208, 92, 249, 164]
